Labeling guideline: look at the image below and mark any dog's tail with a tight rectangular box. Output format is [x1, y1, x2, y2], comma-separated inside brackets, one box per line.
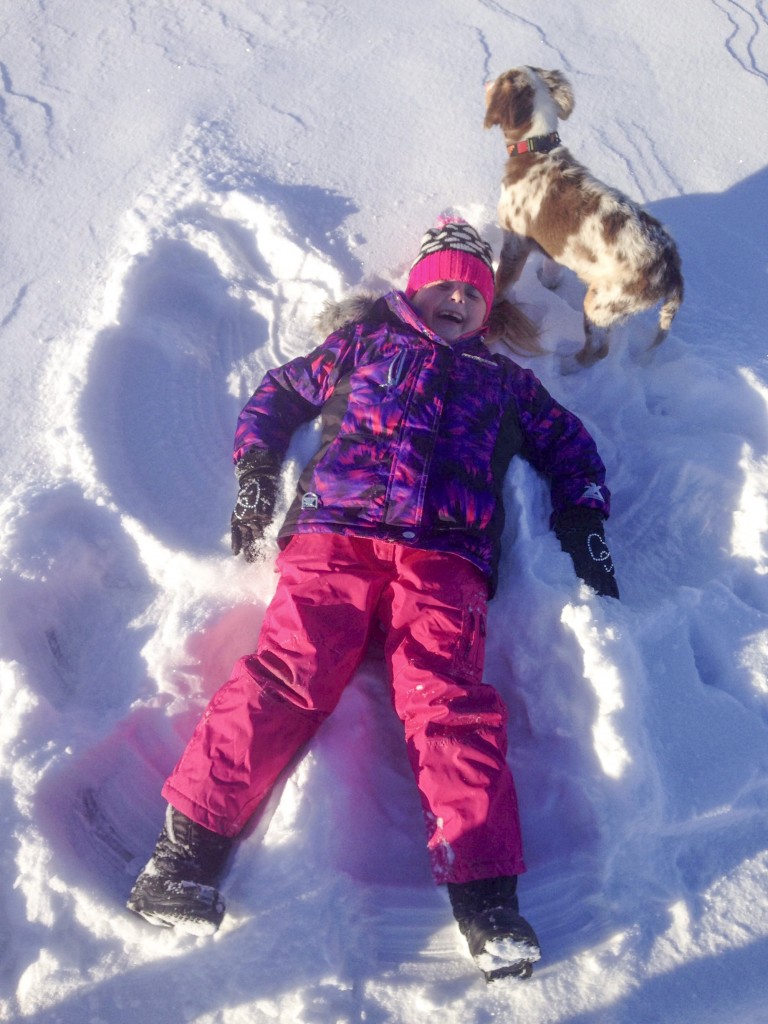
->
[653, 274, 684, 348]
[650, 234, 684, 347]
[486, 298, 542, 355]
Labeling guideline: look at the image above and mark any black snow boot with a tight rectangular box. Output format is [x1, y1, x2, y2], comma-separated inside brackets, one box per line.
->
[447, 875, 541, 982]
[127, 805, 233, 935]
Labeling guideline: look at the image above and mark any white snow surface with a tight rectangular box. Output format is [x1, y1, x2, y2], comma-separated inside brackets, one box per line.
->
[2, 2, 768, 1022]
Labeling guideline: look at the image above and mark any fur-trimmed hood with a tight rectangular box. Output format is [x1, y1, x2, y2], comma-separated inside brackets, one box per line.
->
[314, 291, 383, 338]
[314, 289, 541, 355]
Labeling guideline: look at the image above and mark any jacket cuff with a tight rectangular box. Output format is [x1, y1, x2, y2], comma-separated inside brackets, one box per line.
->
[552, 506, 607, 533]
[234, 447, 282, 482]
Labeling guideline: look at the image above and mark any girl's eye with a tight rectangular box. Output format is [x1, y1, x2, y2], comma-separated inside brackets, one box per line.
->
[466, 287, 481, 301]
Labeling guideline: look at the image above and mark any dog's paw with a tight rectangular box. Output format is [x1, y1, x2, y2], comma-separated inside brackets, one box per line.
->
[557, 339, 609, 373]
[558, 351, 587, 375]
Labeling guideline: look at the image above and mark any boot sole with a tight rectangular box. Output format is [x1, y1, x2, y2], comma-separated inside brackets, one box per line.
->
[127, 880, 225, 936]
[475, 934, 542, 982]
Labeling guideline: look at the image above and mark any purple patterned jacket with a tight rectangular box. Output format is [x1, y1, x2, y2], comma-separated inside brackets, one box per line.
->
[233, 291, 610, 590]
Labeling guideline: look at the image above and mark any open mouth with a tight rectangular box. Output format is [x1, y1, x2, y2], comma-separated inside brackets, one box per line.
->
[437, 310, 464, 325]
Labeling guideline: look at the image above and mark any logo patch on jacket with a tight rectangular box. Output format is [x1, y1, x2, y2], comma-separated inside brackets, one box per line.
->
[581, 483, 605, 503]
[301, 492, 320, 509]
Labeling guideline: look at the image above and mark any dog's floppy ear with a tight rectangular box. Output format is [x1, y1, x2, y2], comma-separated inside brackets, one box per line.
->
[534, 68, 575, 120]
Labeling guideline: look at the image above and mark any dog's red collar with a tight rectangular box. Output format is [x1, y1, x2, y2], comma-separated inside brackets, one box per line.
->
[506, 131, 561, 156]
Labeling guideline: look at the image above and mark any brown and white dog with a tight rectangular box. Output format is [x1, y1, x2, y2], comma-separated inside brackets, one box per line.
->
[484, 66, 683, 365]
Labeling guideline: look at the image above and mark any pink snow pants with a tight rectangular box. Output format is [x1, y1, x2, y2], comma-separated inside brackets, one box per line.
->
[162, 534, 526, 884]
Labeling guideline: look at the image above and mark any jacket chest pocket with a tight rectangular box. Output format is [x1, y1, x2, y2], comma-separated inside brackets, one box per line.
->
[348, 350, 410, 404]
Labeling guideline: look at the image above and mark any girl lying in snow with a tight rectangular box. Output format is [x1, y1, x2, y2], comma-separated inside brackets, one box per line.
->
[127, 216, 619, 982]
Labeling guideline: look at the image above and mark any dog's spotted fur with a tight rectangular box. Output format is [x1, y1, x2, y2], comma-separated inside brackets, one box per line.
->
[485, 66, 684, 365]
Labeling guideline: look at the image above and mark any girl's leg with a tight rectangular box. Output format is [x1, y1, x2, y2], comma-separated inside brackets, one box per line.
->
[382, 546, 526, 884]
[163, 534, 388, 836]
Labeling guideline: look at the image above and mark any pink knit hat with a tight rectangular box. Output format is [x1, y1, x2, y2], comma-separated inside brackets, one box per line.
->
[405, 216, 495, 317]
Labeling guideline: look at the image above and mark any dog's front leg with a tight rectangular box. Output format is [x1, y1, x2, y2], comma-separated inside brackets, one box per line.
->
[495, 230, 533, 295]
[538, 255, 563, 291]
[576, 313, 611, 366]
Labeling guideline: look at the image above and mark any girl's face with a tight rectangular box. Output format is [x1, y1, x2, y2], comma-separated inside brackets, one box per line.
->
[410, 280, 487, 341]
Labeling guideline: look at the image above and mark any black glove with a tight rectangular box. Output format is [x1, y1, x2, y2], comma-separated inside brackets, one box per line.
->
[553, 507, 619, 599]
[230, 450, 281, 562]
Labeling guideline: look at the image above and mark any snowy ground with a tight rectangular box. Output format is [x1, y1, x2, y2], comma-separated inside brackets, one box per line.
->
[2, 1, 768, 1022]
